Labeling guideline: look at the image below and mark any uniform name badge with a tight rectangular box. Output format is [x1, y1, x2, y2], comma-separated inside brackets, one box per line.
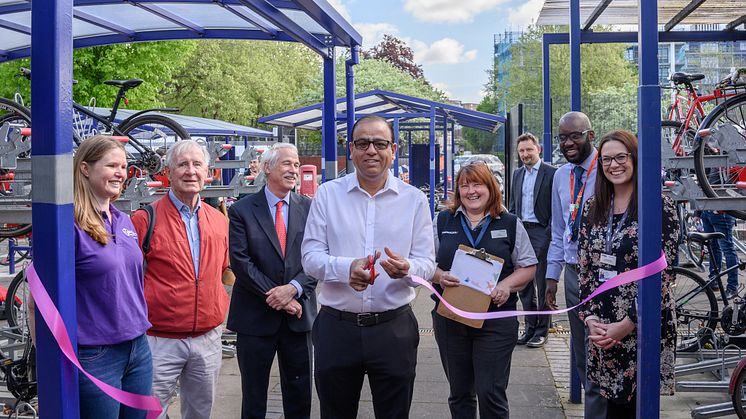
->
[599, 269, 617, 282]
[600, 253, 617, 266]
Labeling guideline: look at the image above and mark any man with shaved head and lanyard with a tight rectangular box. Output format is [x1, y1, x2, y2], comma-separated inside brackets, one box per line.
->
[545, 111, 607, 418]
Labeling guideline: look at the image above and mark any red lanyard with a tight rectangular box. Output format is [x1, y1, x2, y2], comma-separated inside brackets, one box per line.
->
[568, 157, 597, 224]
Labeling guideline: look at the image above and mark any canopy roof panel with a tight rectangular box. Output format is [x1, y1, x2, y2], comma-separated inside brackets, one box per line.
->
[258, 90, 504, 133]
[91, 107, 273, 137]
[537, 0, 746, 30]
[0, 0, 362, 62]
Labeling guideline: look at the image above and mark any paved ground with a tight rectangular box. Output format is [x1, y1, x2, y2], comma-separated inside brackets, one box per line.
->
[0, 239, 738, 418]
[167, 277, 738, 418]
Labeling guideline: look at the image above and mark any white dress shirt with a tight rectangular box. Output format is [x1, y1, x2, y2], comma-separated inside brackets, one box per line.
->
[302, 172, 436, 313]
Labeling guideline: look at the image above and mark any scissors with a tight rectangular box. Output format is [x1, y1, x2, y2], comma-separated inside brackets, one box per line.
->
[366, 252, 380, 285]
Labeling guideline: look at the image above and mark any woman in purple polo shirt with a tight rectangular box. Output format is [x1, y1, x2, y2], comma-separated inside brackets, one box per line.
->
[73, 135, 153, 418]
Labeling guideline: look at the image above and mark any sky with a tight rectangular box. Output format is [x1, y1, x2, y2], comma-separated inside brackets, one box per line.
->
[326, 0, 545, 104]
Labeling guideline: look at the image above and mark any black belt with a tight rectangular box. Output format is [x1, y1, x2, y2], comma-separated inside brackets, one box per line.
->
[321, 305, 411, 327]
[522, 221, 545, 228]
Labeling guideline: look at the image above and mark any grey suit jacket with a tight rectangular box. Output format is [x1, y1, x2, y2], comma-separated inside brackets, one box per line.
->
[508, 161, 557, 227]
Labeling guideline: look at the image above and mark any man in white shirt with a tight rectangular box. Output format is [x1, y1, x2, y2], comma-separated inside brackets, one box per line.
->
[302, 115, 436, 419]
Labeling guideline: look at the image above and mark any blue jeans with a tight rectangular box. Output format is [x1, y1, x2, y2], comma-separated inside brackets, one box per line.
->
[701, 211, 739, 291]
[79, 334, 153, 419]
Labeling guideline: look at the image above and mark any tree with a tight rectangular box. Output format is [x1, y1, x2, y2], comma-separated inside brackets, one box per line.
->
[493, 25, 637, 139]
[297, 56, 444, 105]
[164, 40, 320, 127]
[462, 96, 500, 153]
[363, 35, 425, 80]
[0, 42, 197, 108]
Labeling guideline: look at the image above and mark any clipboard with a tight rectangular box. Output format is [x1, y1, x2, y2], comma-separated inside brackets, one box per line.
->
[436, 245, 504, 329]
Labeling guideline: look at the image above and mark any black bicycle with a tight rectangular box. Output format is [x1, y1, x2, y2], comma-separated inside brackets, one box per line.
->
[673, 231, 746, 352]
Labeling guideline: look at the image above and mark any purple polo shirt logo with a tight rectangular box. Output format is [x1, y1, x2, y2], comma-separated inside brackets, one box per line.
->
[121, 227, 138, 238]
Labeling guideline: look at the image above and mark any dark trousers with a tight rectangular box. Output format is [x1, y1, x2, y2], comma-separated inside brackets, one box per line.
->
[236, 322, 312, 419]
[432, 310, 519, 419]
[606, 394, 637, 419]
[518, 224, 551, 338]
[312, 306, 419, 419]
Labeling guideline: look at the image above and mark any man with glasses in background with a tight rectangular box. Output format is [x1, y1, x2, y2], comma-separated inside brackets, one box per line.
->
[302, 115, 436, 419]
[544, 111, 607, 418]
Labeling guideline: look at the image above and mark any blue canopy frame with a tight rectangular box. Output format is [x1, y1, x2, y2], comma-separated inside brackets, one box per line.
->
[8, 1, 361, 416]
[260, 89, 504, 215]
[538, 1, 745, 415]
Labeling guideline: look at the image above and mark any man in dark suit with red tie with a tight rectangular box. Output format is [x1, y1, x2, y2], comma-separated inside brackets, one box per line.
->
[508, 132, 556, 348]
[227, 143, 316, 419]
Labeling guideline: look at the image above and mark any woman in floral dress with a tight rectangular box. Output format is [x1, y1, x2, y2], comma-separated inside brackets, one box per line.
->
[577, 130, 678, 418]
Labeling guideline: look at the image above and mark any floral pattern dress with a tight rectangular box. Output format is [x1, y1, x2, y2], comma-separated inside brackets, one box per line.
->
[577, 195, 679, 403]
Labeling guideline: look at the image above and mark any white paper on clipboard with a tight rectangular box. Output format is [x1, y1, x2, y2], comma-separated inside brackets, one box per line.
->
[449, 248, 504, 296]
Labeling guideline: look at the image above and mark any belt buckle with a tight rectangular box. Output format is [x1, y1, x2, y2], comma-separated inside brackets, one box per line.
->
[356, 312, 377, 327]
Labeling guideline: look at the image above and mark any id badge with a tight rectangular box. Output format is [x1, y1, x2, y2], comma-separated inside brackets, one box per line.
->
[600, 253, 617, 266]
[491, 229, 507, 239]
[599, 269, 618, 282]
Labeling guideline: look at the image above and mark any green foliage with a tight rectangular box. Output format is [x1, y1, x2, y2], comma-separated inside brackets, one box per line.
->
[492, 25, 637, 140]
[586, 82, 638, 136]
[164, 40, 320, 127]
[0, 42, 196, 108]
[297, 57, 445, 106]
[462, 96, 500, 153]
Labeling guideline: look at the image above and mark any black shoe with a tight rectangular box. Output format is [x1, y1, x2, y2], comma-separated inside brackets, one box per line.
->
[517, 332, 532, 345]
[526, 335, 547, 348]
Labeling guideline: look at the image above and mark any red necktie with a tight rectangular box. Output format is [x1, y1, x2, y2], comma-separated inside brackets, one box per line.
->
[275, 200, 286, 257]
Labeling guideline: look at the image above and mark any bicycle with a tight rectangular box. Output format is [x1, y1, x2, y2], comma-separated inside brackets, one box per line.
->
[661, 72, 746, 219]
[11, 67, 190, 177]
[673, 231, 746, 352]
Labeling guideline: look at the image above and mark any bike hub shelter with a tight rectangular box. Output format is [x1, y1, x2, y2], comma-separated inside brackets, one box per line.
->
[259, 89, 504, 216]
[534, 0, 746, 415]
[0, 1, 361, 416]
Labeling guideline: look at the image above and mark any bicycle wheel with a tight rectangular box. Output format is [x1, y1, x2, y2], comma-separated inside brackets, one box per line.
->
[673, 266, 718, 352]
[662, 119, 695, 156]
[694, 93, 746, 220]
[732, 359, 746, 419]
[119, 114, 190, 177]
[5, 269, 29, 336]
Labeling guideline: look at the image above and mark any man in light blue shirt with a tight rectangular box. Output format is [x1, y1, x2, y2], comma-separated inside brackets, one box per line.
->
[508, 133, 556, 348]
[544, 112, 606, 418]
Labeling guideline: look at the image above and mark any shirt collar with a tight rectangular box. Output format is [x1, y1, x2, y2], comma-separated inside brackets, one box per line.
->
[168, 190, 201, 215]
[455, 206, 499, 221]
[346, 171, 399, 196]
[576, 148, 598, 171]
[264, 185, 290, 207]
[525, 159, 541, 173]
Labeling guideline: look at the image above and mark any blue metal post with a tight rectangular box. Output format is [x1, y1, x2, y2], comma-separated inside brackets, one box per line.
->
[450, 123, 456, 189]
[568, 0, 583, 403]
[442, 119, 448, 200]
[393, 118, 400, 177]
[223, 136, 235, 185]
[429, 107, 436, 217]
[542, 38, 552, 163]
[637, 0, 663, 416]
[321, 54, 337, 181]
[345, 46, 358, 175]
[31, 0, 80, 417]
[569, 0, 581, 111]
[408, 131, 412, 170]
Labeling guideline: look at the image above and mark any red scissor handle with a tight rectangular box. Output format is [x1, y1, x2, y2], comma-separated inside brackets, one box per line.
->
[367, 255, 376, 285]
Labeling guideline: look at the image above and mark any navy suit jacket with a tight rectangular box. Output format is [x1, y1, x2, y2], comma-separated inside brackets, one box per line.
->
[508, 161, 557, 227]
[226, 188, 317, 336]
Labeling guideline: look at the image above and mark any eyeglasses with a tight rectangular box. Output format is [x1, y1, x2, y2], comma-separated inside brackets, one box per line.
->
[554, 130, 591, 143]
[353, 139, 392, 151]
[600, 152, 632, 166]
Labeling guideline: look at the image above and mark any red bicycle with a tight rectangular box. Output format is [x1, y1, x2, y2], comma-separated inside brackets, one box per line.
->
[662, 71, 746, 219]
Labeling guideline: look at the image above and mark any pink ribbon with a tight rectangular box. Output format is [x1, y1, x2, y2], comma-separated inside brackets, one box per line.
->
[27, 263, 162, 418]
[414, 252, 668, 320]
